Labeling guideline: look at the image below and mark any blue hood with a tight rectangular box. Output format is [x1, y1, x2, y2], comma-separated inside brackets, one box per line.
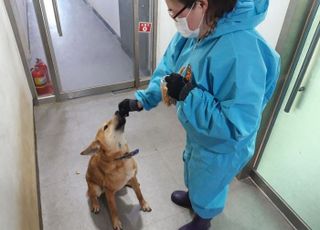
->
[213, 0, 269, 38]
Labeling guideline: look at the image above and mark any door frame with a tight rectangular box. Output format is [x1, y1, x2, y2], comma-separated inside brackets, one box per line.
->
[4, 0, 39, 104]
[238, 1, 320, 229]
[6, 0, 158, 104]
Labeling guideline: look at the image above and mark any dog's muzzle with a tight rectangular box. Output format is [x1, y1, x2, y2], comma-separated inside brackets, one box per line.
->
[115, 111, 126, 131]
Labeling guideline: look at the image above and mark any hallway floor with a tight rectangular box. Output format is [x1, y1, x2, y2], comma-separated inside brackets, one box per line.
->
[28, 0, 133, 92]
[34, 91, 294, 230]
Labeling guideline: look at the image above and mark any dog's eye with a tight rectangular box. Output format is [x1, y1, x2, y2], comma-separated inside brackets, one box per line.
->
[104, 124, 108, 130]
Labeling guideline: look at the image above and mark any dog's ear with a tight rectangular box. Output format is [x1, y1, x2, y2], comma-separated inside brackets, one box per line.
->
[80, 140, 101, 155]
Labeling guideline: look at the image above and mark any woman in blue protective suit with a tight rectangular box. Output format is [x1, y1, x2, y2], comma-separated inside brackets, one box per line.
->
[118, 0, 280, 229]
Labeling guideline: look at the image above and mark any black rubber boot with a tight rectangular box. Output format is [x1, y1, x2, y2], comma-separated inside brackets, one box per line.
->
[178, 214, 211, 230]
[171, 190, 192, 209]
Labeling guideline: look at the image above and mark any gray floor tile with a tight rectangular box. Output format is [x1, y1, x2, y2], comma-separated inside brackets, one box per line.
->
[146, 212, 193, 230]
[213, 179, 294, 230]
[160, 144, 186, 188]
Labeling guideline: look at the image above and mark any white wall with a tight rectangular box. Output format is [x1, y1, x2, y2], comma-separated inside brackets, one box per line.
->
[87, 0, 121, 37]
[0, 2, 40, 230]
[257, 0, 290, 48]
[157, 1, 176, 64]
[156, 0, 291, 64]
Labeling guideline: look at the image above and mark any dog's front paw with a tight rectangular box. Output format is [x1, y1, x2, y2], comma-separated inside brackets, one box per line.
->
[112, 218, 123, 230]
[141, 201, 152, 212]
[91, 203, 100, 214]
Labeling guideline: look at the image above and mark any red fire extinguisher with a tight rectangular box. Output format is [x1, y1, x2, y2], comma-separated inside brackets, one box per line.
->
[31, 58, 53, 95]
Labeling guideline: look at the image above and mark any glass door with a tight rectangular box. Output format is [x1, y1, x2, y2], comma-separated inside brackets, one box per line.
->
[32, 0, 156, 100]
[7, 0, 157, 103]
[4, 0, 56, 102]
[42, 0, 133, 94]
[253, 5, 320, 229]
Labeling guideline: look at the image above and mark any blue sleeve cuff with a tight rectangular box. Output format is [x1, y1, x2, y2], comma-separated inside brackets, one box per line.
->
[135, 90, 157, 111]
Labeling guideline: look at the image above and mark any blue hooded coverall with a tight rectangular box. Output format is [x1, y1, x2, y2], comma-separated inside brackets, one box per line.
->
[135, 0, 280, 219]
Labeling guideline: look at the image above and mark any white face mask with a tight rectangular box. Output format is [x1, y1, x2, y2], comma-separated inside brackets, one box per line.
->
[174, 3, 204, 38]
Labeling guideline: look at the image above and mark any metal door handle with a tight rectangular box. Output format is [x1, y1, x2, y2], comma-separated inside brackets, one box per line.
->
[52, 0, 63, 36]
[284, 21, 320, 113]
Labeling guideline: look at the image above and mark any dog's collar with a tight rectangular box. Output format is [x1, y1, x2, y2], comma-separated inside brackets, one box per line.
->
[114, 149, 139, 161]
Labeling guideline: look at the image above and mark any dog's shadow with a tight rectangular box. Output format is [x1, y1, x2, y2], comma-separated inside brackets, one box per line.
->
[88, 187, 144, 230]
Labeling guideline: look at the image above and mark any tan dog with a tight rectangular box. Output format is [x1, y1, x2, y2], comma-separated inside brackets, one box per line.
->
[81, 112, 151, 230]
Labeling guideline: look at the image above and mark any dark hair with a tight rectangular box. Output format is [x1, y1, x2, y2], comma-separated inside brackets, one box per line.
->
[178, 0, 237, 23]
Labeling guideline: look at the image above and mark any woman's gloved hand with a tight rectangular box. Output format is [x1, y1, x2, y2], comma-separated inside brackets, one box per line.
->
[118, 99, 143, 117]
[165, 73, 194, 101]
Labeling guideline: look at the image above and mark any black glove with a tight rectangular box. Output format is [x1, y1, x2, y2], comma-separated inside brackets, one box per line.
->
[165, 73, 194, 101]
[118, 99, 142, 117]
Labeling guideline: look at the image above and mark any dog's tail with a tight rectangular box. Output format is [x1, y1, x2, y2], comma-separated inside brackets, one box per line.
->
[80, 140, 100, 155]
